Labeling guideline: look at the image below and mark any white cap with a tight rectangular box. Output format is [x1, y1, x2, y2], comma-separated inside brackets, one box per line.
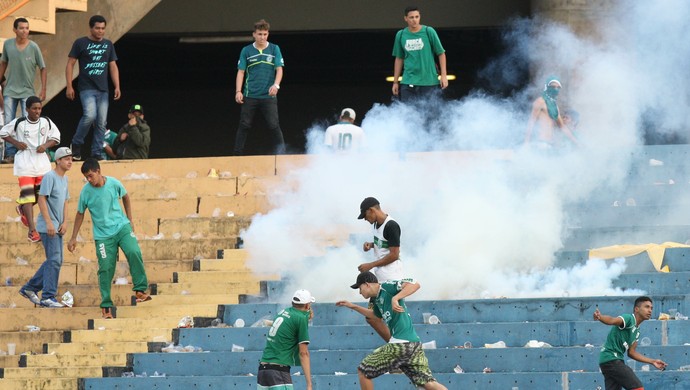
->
[54, 147, 73, 160]
[292, 289, 315, 304]
[341, 108, 356, 120]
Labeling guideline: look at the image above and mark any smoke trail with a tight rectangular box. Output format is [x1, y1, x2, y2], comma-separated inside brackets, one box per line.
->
[242, 0, 685, 302]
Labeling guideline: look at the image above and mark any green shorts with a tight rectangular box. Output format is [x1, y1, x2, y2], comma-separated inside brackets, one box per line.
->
[358, 342, 436, 387]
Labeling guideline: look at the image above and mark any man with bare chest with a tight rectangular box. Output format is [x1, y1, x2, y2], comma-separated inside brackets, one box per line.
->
[525, 77, 577, 148]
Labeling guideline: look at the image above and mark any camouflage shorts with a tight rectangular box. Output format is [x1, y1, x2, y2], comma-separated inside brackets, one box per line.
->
[358, 342, 436, 387]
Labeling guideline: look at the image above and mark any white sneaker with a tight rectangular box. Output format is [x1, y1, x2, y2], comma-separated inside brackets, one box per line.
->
[40, 298, 65, 308]
[19, 288, 41, 305]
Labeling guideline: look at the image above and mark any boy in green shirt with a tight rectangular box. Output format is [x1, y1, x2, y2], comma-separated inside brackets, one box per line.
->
[392, 6, 447, 102]
[594, 296, 667, 390]
[67, 158, 151, 319]
[337, 272, 447, 389]
[258, 289, 314, 390]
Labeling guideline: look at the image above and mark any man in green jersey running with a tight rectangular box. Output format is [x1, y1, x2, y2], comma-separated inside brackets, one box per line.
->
[594, 296, 667, 390]
[258, 289, 314, 390]
[337, 272, 447, 390]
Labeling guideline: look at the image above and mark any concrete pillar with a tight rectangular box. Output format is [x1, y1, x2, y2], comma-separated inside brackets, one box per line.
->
[32, 0, 161, 104]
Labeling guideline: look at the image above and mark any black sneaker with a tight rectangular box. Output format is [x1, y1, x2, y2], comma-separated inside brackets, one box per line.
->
[71, 144, 82, 161]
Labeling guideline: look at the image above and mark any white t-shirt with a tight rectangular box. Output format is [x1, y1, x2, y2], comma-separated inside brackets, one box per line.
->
[324, 122, 365, 151]
[0, 116, 60, 176]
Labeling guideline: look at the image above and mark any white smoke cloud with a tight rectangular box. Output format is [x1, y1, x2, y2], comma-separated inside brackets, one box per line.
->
[241, 0, 686, 302]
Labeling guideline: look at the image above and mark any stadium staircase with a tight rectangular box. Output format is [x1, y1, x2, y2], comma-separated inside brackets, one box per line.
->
[2, 147, 690, 389]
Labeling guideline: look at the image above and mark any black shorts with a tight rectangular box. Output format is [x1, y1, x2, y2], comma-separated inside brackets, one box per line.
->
[600, 360, 643, 390]
[257, 363, 292, 389]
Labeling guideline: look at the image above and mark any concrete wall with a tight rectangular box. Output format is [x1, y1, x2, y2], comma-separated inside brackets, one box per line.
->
[31, 0, 161, 102]
[129, 0, 530, 34]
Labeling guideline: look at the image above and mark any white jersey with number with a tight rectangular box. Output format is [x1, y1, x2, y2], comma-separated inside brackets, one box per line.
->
[324, 123, 365, 151]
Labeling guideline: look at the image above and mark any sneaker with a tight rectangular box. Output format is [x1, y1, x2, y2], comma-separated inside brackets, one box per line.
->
[1, 156, 14, 164]
[70, 144, 82, 161]
[40, 297, 65, 308]
[19, 288, 41, 305]
[28, 230, 40, 243]
[15, 205, 28, 227]
[135, 291, 152, 303]
[102, 307, 114, 319]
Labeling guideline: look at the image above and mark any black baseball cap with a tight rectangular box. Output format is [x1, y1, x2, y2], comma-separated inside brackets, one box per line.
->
[350, 271, 378, 289]
[129, 104, 144, 114]
[357, 197, 380, 219]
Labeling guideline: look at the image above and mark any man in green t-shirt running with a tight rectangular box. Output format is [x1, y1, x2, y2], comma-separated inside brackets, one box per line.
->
[337, 272, 447, 389]
[258, 289, 314, 390]
[392, 6, 447, 102]
[593, 296, 667, 390]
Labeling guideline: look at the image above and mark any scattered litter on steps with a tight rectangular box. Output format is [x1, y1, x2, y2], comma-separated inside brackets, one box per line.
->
[16, 257, 28, 265]
[485, 340, 506, 348]
[61, 291, 74, 307]
[231, 344, 244, 352]
[335, 372, 347, 375]
[453, 365, 464, 373]
[24, 325, 40, 332]
[123, 173, 160, 180]
[483, 367, 493, 373]
[186, 171, 198, 179]
[649, 158, 664, 166]
[524, 340, 552, 348]
[114, 277, 129, 285]
[178, 316, 194, 328]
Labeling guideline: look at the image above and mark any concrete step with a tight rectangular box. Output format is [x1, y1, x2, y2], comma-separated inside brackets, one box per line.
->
[220, 295, 690, 326]
[90, 317, 194, 331]
[194, 258, 249, 271]
[1, 259, 191, 287]
[157, 217, 251, 238]
[116, 304, 220, 319]
[69, 328, 172, 343]
[151, 281, 261, 295]
[136, 294, 238, 306]
[0, 378, 77, 390]
[21, 352, 126, 367]
[0, 307, 96, 332]
[173, 271, 279, 284]
[0, 331, 63, 360]
[61, 155, 277, 180]
[2, 365, 102, 378]
[45, 341, 149, 354]
[178, 319, 690, 353]
[555, 247, 690, 273]
[0, 355, 20, 369]
[1, 285, 142, 309]
[0, 237, 236, 264]
[563, 225, 690, 251]
[77, 371, 690, 390]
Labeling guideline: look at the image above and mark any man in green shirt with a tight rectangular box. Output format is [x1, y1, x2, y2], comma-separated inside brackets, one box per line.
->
[594, 296, 667, 390]
[392, 6, 447, 102]
[337, 272, 447, 390]
[258, 289, 314, 390]
[66, 158, 152, 319]
[234, 19, 285, 155]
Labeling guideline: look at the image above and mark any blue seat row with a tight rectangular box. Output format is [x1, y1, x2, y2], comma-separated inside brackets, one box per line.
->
[79, 370, 690, 390]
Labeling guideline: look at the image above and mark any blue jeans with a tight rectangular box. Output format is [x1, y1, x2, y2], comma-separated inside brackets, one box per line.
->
[73, 89, 109, 158]
[23, 233, 63, 300]
[234, 97, 285, 155]
[399, 85, 440, 103]
[3, 96, 27, 159]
